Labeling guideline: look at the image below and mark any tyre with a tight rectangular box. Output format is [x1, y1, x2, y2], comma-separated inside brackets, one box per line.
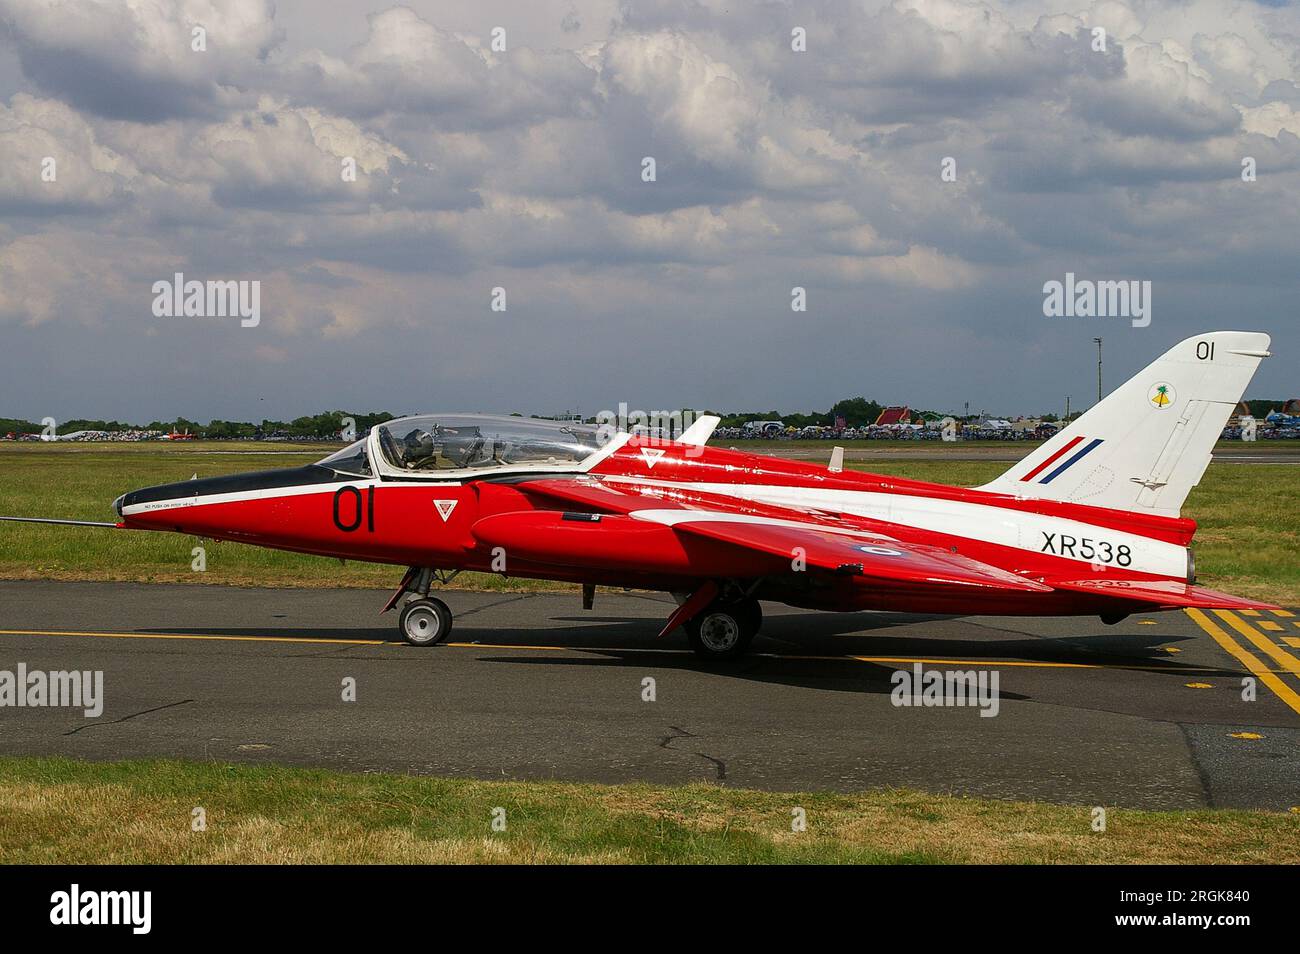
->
[399, 597, 453, 646]
[685, 599, 759, 660]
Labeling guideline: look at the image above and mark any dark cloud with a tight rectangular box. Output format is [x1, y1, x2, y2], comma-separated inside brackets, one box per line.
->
[0, 0, 1297, 422]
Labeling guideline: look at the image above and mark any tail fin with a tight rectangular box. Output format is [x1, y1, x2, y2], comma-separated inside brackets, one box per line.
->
[978, 331, 1271, 516]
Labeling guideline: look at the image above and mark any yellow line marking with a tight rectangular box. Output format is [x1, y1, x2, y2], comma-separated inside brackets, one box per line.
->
[1241, 609, 1261, 617]
[0, 628, 383, 646]
[0, 628, 1245, 673]
[1284, 637, 1300, 649]
[837, 656, 1236, 673]
[847, 655, 1100, 669]
[1273, 610, 1295, 618]
[1185, 682, 1213, 689]
[437, 645, 1265, 674]
[1214, 611, 1300, 677]
[444, 641, 570, 651]
[1229, 731, 1263, 740]
[1186, 609, 1300, 717]
[1258, 620, 1284, 631]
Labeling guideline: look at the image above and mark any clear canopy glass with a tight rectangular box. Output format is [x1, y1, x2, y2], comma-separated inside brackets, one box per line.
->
[316, 438, 372, 476]
[374, 414, 604, 473]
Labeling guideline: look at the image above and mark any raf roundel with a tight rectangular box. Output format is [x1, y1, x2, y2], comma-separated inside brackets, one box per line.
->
[1148, 382, 1176, 410]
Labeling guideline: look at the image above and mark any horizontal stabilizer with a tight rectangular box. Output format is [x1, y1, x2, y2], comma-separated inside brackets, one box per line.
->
[1047, 577, 1279, 611]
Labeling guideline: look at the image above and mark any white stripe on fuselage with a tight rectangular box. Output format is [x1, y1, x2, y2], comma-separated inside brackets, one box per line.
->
[603, 477, 1188, 578]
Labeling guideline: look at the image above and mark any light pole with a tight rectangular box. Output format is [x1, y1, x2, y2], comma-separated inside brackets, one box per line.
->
[1093, 337, 1103, 404]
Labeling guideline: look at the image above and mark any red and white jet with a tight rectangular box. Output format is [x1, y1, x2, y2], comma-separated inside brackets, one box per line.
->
[4, 331, 1278, 658]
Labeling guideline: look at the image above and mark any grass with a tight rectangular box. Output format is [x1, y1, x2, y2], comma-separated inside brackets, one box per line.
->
[1, 757, 1296, 864]
[0, 441, 1296, 602]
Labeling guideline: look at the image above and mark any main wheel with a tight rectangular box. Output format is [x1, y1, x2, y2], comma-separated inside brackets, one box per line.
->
[685, 598, 760, 660]
[399, 597, 453, 646]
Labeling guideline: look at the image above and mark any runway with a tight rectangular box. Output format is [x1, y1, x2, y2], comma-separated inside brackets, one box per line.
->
[1, 581, 1297, 810]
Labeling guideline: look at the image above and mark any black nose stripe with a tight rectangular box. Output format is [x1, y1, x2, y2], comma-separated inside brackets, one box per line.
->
[119, 465, 339, 509]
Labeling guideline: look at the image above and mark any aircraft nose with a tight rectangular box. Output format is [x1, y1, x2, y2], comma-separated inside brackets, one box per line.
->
[115, 464, 337, 525]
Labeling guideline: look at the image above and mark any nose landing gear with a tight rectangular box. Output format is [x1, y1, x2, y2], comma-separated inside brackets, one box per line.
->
[384, 566, 459, 645]
[399, 597, 453, 646]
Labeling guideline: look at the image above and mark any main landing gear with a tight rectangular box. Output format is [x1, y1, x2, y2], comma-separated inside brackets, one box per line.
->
[385, 566, 458, 646]
[683, 595, 763, 661]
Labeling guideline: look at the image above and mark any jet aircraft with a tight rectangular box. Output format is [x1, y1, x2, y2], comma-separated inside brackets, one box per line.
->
[2, 331, 1277, 658]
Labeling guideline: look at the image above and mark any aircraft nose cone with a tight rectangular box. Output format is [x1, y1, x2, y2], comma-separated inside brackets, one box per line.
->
[112, 494, 125, 518]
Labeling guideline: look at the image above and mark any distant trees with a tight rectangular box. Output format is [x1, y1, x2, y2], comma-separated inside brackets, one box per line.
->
[1245, 399, 1286, 419]
[714, 397, 886, 429]
[0, 411, 398, 439]
[10, 398, 1291, 441]
[250, 411, 396, 439]
[829, 397, 884, 428]
[0, 418, 40, 434]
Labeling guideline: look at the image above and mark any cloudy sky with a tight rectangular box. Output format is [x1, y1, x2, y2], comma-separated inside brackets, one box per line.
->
[1, 0, 1297, 424]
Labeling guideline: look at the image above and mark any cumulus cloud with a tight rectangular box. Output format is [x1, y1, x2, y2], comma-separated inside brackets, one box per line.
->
[0, 94, 132, 211]
[277, 6, 598, 127]
[0, 0, 1297, 421]
[0, 0, 282, 121]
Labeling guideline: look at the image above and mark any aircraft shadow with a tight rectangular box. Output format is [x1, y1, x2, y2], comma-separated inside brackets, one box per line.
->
[468, 649, 1034, 700]
[133, 608, 1243, 697]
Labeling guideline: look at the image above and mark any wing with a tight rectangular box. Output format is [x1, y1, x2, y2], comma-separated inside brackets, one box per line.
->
[507, 477, 1274, 610]
[632, 509, 1053, 593]
[486, 476, 1052, 595]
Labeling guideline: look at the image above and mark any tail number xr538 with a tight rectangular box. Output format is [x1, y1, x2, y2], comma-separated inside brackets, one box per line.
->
[1041, 531, 1131, 566]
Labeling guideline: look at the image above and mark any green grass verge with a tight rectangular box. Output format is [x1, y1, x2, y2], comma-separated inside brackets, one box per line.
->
[1, 757, 1296, 864]
[0, 442, 1295, 602]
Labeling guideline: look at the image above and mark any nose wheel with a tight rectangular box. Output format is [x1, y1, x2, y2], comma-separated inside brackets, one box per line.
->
[399, 597, 453, 646]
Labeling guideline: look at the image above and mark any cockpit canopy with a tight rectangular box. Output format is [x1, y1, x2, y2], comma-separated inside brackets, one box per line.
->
[317, 438, 372, 477]
[358, 414, 605, 474]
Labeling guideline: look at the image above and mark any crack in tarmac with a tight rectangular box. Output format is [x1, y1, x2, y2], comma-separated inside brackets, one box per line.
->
[64, 698, 195, 736]
[658, 725, 727, 780]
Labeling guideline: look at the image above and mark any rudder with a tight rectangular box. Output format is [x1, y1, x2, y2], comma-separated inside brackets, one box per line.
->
[978, 331, 1271, 516]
